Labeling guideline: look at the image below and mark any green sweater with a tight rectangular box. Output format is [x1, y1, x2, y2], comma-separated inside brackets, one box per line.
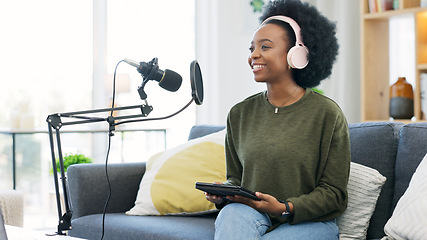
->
[225, 89, 350, 228]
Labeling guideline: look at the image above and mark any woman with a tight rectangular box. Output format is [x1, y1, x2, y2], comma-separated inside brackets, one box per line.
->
[205, 0, 350, 239]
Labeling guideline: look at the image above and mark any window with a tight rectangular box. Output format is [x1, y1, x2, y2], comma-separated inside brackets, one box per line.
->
[0, 0, 195, 230]
[0, 0, 93, 129]
[389, 14, 416, 87]
[106, 0, 196, 150]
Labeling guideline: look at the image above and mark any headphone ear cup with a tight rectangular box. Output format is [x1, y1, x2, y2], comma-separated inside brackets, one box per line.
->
[287, 45, 309, 69]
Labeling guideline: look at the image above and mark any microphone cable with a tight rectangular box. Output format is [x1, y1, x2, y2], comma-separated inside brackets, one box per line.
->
[100, 59, 124, 240]
[99, 59, 193, 239]
[100, 130, 113, 240]
[113, 98, 193, 127]
[110, 60, 125, 116]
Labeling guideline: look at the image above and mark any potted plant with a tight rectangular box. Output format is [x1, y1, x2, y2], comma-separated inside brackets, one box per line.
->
[52, 153, 93, 173]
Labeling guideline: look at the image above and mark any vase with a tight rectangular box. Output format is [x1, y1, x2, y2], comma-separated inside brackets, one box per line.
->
[389, 77, 414, 119]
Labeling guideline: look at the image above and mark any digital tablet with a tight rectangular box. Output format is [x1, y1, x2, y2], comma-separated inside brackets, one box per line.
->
[195, 182, 261, 201]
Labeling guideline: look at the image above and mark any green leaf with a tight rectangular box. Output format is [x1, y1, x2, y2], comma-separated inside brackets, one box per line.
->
[250, 0, 264, 12]
[52, 153, 93, 173]
[312, 88, 324, 95]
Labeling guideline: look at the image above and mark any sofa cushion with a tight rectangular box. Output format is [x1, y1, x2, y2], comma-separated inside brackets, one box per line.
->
[337, 162, 386, 240]
[68, 162, 146, 219]
[126, 130, 227, 216]
[384, 153, 427, 240]
[393, 122, 427, 209]
[348, 122, 403, 239]
[69, 213, 215, 240]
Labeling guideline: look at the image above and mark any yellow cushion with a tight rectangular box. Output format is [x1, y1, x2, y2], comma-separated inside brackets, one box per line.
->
[126, 130, 226, 215]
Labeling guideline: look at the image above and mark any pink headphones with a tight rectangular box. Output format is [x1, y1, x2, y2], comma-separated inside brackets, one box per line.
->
[260, 15, 309, 69]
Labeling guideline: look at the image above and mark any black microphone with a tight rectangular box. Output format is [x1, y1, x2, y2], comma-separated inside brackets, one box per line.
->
[124, 58, 182, 92]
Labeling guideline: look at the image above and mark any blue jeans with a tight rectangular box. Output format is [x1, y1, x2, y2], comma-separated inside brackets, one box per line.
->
[215, 203, 339, 240]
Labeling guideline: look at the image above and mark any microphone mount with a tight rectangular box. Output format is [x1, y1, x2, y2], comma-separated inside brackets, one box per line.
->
[137, 58, 160, 100]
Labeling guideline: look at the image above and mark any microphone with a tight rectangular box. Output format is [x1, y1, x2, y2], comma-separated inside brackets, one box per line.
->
[124, 58, 182, 92]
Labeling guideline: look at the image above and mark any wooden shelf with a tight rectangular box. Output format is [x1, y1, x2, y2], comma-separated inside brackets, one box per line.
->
[363, 7, 427, 20]
[418, 63, 427, 71]
[361, 0, 427, 122]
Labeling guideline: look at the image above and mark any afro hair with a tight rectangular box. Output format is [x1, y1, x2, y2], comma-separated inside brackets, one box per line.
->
[260, 0, 339, 88]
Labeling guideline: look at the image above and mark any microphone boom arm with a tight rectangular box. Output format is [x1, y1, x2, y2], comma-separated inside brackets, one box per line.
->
[46, 102, 153, 235]
[47, 59, 203, 235]
[48, 103, 153, 129]
[46, 97, 195, 235]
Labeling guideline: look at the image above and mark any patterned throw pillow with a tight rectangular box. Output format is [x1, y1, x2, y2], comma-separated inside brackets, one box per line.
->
[383, 153, 427, 240]
[337, 162, 386, 240]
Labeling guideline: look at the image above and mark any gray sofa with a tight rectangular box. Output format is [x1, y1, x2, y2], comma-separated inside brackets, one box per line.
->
[67, 122, 427, 240]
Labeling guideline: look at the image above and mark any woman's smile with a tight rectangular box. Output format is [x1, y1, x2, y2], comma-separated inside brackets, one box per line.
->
[252, 64, 266, 73]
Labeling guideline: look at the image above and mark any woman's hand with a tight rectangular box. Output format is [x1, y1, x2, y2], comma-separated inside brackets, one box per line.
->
[227, 192, 290, 216]
[204, 182, 225, 205]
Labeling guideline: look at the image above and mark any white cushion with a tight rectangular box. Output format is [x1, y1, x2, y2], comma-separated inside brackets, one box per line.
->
[337, 162, 386, 240]
[126, 130, 226, 215]
[383, 153, 427, 240]
[0, 190, 24, 227]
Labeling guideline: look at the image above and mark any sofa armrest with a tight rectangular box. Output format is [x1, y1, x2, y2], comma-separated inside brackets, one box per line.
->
[188, 125, 225, 140]
[67, 162, 146, 219]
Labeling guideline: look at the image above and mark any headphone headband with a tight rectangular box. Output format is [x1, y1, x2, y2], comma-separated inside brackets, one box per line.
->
[260, 15, 304, 47]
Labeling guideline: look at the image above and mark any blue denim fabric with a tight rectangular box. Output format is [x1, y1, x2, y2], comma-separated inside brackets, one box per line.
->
[215, 203, 339, 240]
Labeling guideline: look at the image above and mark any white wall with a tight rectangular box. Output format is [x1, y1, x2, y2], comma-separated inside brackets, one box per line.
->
[195, 0, 265, 125]
[195, 0, 361, 125]
[313, 0, 361, 123]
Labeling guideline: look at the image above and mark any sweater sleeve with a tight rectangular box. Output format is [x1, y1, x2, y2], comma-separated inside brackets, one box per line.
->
[224, 113, 243, 187]
[287, 113, 351, 224]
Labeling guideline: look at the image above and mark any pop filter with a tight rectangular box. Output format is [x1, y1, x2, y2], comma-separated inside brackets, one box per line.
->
[190, 60, 204, 105]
